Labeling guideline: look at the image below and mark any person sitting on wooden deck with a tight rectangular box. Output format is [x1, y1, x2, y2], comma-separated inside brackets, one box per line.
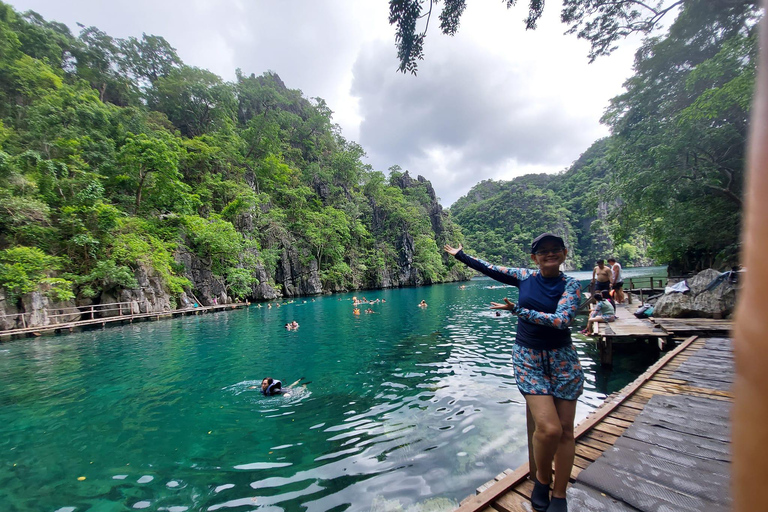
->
[581, 292, 616, 335]
[445, 233, 582, 512]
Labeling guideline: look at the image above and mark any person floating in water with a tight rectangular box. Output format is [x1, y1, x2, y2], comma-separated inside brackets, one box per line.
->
[418, 300, 428, 308]
[254, 377, 306, 395]
[353, 307, 360, 315]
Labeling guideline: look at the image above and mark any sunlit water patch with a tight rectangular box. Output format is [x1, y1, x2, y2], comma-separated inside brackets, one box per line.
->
[0, 268, 664, 511]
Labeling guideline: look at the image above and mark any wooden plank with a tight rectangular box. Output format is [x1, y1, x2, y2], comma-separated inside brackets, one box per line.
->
[613, 404, 642, 417]
[515, 479, 534, 497]
[594, 423, 627, 437]
[603, 416, 633, 429]
[476, 469, 515, 494]
[621, 400, 645, 412]
[634, 388, 669, 401]
[573, 455, 592, 469]
[609, 409, 639, 422]
[642, 381, 734, 399]
[454, 465, 530, 512]
[652, 375, 691, 385]
[570, 463, 584, 480]
[578, 436, 613, 453]
[583, 430, 620, 446]
[575, 443, 604, 461]
[493, 491, 531, 512]
[625, 396, 650, 408]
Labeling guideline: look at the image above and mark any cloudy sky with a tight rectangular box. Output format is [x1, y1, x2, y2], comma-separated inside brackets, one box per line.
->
[8, 0, 643, 206]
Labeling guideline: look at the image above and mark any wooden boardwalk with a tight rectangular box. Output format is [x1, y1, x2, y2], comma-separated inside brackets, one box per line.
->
[591, 302, 732, 364]
[595, 303, 663, 338]
[0, 302, 248, 341]
[456, 335, 733, 512]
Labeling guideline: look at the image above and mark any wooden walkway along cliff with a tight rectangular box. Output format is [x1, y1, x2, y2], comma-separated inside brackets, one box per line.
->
[456, 334, 733, 512]
[0, 301, 249, 341]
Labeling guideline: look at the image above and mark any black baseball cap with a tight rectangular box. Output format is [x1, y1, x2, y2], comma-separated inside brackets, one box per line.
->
[531, 233, 565, 254]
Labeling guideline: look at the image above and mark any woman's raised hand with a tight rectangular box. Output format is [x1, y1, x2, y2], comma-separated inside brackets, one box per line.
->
[443, 243, 462, 256]
[490, 298, 516, 311]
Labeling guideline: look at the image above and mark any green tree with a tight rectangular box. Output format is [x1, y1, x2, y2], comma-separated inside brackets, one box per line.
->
[119, 33, 181, 87]
[0, 246, 73, 302]
[149, 66, 236, 137]
[72, 25, 139, 105]
[604, 2, 758, 269]
[117, 131, 184, 213]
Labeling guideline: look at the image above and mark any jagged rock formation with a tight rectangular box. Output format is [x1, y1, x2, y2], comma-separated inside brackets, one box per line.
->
[654, 269, 738, 318]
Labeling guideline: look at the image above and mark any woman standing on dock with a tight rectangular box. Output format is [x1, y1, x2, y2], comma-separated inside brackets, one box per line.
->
[445, 233, 582, 512]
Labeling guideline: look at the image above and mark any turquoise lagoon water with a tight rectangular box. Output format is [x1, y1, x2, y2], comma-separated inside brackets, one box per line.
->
[0, 267, 665, 512]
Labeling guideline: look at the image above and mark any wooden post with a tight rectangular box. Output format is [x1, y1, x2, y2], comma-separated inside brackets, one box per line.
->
[526, 404, 537, 481]
[599, 337, 613, 366]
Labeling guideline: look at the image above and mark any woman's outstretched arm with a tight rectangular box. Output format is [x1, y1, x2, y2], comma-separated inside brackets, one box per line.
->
[444, 244, 530, 286]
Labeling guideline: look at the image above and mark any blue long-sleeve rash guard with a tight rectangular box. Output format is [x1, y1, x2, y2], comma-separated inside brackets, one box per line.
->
[455, 250, 581, 350]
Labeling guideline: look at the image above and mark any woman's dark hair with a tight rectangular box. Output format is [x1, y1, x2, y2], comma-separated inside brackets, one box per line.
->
[601, 291, 612, 300]
[595, 293, 604, 301]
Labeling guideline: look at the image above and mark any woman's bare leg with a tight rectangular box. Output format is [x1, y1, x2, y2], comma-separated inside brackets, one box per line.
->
[552, 398, 578, 498]
[525, 394, 562, 484]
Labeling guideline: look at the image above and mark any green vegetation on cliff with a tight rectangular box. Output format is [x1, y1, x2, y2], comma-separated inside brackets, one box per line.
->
[0, 2, 469, 308]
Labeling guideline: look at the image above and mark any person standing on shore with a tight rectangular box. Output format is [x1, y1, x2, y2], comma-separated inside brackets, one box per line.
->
[444, 233, 582, 512]
[607, 258, 624, 304]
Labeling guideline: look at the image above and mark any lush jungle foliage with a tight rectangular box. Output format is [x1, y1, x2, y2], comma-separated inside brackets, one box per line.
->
[449, 0, 758, 272]
[0, 2, 469, 305]
[450, 138, 653, 270]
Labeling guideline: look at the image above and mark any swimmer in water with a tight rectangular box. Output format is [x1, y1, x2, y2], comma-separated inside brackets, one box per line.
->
[252, 377, 308, 395]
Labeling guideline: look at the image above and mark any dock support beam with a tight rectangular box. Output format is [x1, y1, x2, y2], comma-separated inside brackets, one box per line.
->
[598, 337, 613, 366]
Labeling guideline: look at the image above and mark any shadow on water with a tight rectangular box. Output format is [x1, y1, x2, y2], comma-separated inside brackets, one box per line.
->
[0, 271, 663, 512]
